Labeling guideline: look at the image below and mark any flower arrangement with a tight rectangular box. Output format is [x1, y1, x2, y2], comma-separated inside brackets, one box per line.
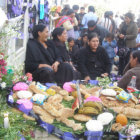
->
[0, 8, 35, 140]
[0, 9, 25, 90]
[0, 53, 7, 89]
[11, 64, 32, 84]
[50, 6, 57, 12]
[50, 6, 61, 15]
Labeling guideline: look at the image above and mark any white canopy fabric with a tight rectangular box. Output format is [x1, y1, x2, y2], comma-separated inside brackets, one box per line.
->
[0, 8, 8, 32]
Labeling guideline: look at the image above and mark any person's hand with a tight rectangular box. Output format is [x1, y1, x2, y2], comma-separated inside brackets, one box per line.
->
[84, 76, 91, 81]
[38, 64, 52, 69]
[52, 61, 60, 72]
[101, 73, 108, 77]
[119, 34, 125, 39]
[69, 61, 77, 71]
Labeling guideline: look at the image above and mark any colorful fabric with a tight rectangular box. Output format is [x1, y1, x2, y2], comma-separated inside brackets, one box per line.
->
[40, 0, 44, 19]
[56, 16, 72, 28]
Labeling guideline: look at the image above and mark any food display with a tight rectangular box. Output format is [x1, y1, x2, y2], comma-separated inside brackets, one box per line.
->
[7, 77, 140, 139]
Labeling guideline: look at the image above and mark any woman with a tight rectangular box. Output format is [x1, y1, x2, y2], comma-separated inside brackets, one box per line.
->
[76, 32, 88, 48]
[52, 27, 70, 62]
[118, 50, 140, 90]
[117, 12, 138, 75]
[77, 33, 111, 81]
[67, 37, 79, 62]
[25, 24, 74, 84]
[52, 27, 80, 79]
[100, 11, 112, 32]
[67, 37, 79, 68]
[56, 9, 78, 39]
[108, 11, 116, 34]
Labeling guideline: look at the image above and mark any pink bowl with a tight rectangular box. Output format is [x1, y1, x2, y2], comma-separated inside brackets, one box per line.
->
[63, 82, 75, 92]
[13, 82, 28, 91]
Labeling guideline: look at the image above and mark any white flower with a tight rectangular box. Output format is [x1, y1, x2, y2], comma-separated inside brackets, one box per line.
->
[1, 82, 6, 89]
[0, 55, 4, 60]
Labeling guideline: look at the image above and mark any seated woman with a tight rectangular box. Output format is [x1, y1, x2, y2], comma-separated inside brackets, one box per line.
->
[77, 33, 111, 81]
[76, 32, 88, 48]
[67, 37, 79, 65]
[118, 50, 140, 90]
[51, 27, 80, 79]
[52, 27, 70, 62]
[25, 24, 74, 84]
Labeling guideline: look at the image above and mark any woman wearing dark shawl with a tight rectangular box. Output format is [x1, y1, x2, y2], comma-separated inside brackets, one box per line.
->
[51, 27, 81, 79]
[25, 24, 74, 84]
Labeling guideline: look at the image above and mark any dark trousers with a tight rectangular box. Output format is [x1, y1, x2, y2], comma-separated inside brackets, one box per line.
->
[32, 67, 55, 83]
[32, 63, 80, 84]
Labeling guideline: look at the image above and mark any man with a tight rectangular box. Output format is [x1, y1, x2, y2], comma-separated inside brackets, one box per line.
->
[78, 7, 86, 32]
[72, 5, 80, 39]
[82, 6, 98, 31]
[85, 20, 109, 44]
[118, 50, 140, 90]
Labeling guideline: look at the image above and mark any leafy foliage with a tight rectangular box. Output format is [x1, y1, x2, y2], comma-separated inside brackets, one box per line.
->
[0, 90, 41, 140]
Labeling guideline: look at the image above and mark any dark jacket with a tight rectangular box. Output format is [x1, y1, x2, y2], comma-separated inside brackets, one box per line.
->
[76, 39, 88, 48]
[74, 13, 79, 31]
[68, 45, 79, 64]
[119, 21, 138, 48]
[118, 64, 140, 90]
[87, 25, 109, 44]
[25, 39, 62, 73]
[77, 46, 111, 79]
[78, 13, 86, 29]
[53, 40, 71, 62]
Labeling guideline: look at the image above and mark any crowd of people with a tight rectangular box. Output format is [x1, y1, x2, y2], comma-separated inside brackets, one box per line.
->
[25, 4, 140, 90]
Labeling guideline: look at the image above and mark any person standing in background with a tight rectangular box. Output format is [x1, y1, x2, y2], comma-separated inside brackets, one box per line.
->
[56, 9, 78, 39]
[117, 12, 138, 75]
[78, 7, 86, 33]
[108, 11, 116, 34]
[82, 6, 98, 32]
[100, 11, 112, 32]
[115, 13, 123, 31]
[60, 4, 70, 16]
[72, 5, 80, 39]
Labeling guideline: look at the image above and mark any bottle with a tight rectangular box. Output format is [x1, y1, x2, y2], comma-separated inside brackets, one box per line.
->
[4, 113, 10, 128]
[127, 76, 136, 93]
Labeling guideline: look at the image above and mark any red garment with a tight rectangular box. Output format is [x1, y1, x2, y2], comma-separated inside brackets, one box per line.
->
[56, 16, 73, 28]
